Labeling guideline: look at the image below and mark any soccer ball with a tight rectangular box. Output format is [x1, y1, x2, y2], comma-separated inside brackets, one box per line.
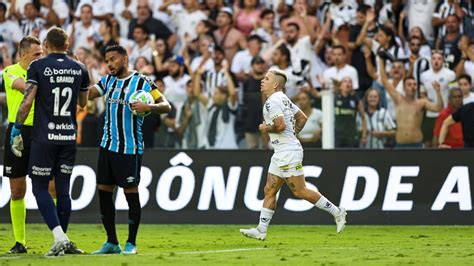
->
[128, 90, 154, 117]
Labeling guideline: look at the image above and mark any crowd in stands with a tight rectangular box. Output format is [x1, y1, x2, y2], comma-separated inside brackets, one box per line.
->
[0, 0, 473, 149]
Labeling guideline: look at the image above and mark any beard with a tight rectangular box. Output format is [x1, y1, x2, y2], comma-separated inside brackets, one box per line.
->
[171, 71, 181, 78]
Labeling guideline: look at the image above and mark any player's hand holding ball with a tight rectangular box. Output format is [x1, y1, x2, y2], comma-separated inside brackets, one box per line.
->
[10, 123, 24, 157]
[129, 90, 154, 117]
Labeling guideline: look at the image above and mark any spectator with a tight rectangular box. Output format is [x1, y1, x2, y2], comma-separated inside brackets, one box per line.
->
[38, 0, 70, 27]
[204, 76, 238, 149]
[323, 45, 359, 90]
[348, 4, 377, 93]
[368, 25, 407, 77]
[194, 46, 229, 99]
[75, 0, 114, 21]
[283, 2, 318, 78]
[134, 56, 155, 80]
[128, 0, 176, 49]
[167, 0, 207, 53]
[213, 7, 246, 65]
[359, 88, 396, 149]
[334, 77, 367, 148]
[189, 36, 215, 73]
[269, 44, 303, 99]
[296, 91, 322, 148]
[202, 0, 223, 23]
[432, 0, 467, 43]
[437, 15, 463, 69]
[95, 19, 119, 58]
[129, 24, 153, 66]
[283, 22, 314, 81]
[380, 59, 443, 148]
[114, 0, 137, 38]
[458, 74, 474, 103]
[195, 19, 215, 40]
[0, 2, 24, 58]
[434, 88, 464, 148]
[155, 78, 179, 148]
[420, 51, 457, 146]
[378, 0, 405, 35]
[163, 55, 192, 123]
[439, 102, 474, 148]
[178, 80, 208, 149]
[242, 56, 266, 149]
[251, 9, 278, 52]
[234, 0, 261, 36]
[66, 4, 100, 51]
[20, 3, 45, 37]
[231, 34, 265, 81]
[385, 60, 407, 119]
[150, 38, 173, 80]
[407, 36, 430, 94]
[319, 0, 355, 30]
[406, 0, 437, 42]
[455, 35, 474, 80]
[322, 45, 359, 91]
[404, 27, 432, 59]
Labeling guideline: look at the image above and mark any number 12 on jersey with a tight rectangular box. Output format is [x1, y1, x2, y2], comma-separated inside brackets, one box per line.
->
[52, 87, 72, 116]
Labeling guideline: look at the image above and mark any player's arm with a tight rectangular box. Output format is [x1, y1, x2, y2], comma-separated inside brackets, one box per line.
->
[15, 83, 38, 125]
[294, 110, 307, 134]
[88, 84, 102, 100]
[12, 78, 26, 92]
[131, 88, 172, 114]
[423, 81, 443, 112]
[260, 116, 286, 133]
[438, 115, 456, 148]
[78, 90, 88, 108]
[148, 89, 172, 114]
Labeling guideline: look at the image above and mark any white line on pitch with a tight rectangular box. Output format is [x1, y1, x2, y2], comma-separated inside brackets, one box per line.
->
[173, 247, 268, 255]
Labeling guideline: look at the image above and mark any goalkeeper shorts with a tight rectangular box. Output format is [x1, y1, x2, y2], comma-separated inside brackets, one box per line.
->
[3, 123, 32, 178]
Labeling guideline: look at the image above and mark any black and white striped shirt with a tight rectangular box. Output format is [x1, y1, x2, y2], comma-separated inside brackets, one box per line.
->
[357, 108, 396, 149]
[20, 18, 45, 36]
[201, 70, 227, 98]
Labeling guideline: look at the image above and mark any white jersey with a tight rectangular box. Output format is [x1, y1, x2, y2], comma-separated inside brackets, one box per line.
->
[263, 91, 303, 152]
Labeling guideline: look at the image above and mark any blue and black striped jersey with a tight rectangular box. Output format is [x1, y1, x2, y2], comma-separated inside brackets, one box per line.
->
[94, 71, 156, 155]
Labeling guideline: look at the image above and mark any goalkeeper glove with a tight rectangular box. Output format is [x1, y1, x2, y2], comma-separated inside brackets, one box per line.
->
[10, 123, 24, 157]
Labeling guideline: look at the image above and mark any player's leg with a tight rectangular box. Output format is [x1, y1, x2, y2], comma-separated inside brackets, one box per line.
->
[48, 179, 57, 205]
[7, 177, 27, 254]
[285, 175, 347, 233]
[240, 172, 285, 240]
[4, 124, 30, 253]
[52, 144, 84, 255]
[93, 148, 121, 254]
[123, 186, 140, 255]
[29, 142, 69, 256]
[119, 153, 142, 255]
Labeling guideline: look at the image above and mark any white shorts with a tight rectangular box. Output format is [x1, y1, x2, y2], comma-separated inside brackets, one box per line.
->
[268, 150, 304, 178]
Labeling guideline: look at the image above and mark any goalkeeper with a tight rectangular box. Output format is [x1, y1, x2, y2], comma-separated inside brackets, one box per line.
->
[2, 36, 56, 254]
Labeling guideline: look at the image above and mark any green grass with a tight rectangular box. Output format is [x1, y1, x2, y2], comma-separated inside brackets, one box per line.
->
[0, 224, 473, 265]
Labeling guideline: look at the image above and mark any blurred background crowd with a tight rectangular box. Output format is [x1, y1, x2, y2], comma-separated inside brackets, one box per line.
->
[0, 0, 473, 149]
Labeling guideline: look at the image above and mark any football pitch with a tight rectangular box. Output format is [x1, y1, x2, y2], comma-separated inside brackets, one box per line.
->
[0, 224, 473, 265]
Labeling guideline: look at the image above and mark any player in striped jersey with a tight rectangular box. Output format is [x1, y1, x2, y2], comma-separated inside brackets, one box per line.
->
[88, 45, 171, 255]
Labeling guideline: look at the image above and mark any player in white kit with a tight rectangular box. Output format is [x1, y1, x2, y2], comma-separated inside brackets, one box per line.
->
[240, 69, 347, 240]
